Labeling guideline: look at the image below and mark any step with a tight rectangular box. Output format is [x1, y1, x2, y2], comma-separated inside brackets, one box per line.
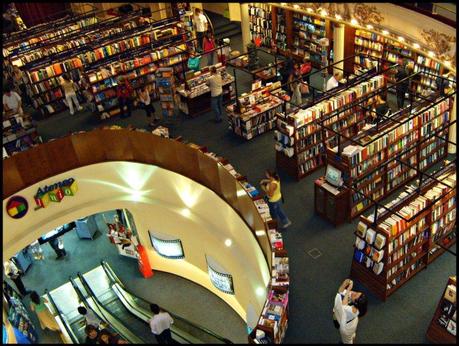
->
[215, 27, 241, 40]
[214, 22, 240, 34]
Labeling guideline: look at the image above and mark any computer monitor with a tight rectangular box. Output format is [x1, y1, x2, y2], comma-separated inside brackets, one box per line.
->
[325, 164, 343, 187]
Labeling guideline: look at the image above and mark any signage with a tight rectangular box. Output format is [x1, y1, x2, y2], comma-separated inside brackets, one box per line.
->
[149, 231, 185, 259]
[207, 262, 235, 295]
[6, 195, 28, 219]
[34, 178, 78, 209]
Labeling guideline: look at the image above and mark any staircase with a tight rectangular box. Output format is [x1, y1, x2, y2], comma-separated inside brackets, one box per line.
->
[204, 10, 241, 40]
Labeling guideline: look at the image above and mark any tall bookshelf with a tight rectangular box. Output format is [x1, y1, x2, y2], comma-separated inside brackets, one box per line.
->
[274, 8, 288, 52]
[350, 165, 456, 300]
[275, 75, 386, 180]
[156, 67, 177, 118]
[325, 95, 453, 219]
[249, 3, 273, 48]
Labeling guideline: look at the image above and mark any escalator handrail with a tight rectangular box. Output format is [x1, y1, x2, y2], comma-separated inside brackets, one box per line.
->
[76, 272, 147, 344]
[45, 289, 79, 344]
[100, 260, 233, 344]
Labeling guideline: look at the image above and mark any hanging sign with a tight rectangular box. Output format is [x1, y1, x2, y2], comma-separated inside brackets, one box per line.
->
[6, 196, 28, 219]
[34, 178, 78, 209]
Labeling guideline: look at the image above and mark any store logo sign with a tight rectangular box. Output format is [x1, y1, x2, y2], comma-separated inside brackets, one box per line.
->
[34, 178, 78, 209]
[6, 196, 29, 219]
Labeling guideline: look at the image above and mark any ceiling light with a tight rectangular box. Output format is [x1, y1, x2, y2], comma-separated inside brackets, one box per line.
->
[293, 4, 299, 9]
[444, 60, 451, 66]
[281, 3, 287, 6]
[428, 51, 435, 57]
[224, 239, 232, 247]
[306, 8, 313, 13]
[413, 43, 420, 49]
[350, 19, 359, 26]
[256, 287, 265, 296]
[320, 9, 328, 16]
[398, 36, 405, 42]
[382, 30, 389, 35]
[255, 230, 266, 237]
[366, 24, 373, 29]
[335, 14, 342, 20]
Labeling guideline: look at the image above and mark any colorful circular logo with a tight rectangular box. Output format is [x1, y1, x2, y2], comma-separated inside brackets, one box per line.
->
[6, 196, 28, 219]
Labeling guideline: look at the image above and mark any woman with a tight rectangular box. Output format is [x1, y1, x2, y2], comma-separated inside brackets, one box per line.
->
[138, 86, 159, 126]
[60, 74, 83, 115]
[116, 76, 134, 118]
[203, 32, 216, 66]
[300, 57, 312, 84]
[260, 170, 292, 229]
[12, 65, 31, 106]
[84, 324, 99, 344]
[288, 65, 302, 106]
[98, 328, 128, 344]
[333, 279, 368, 344]
[29, 291, 60, 331]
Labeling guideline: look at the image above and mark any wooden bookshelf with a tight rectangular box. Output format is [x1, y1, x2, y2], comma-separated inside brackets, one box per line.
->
[426, 276, 457, 344]
[275, 74, 386, 180]
[249, 3, 273, 48]
[325, 95, 453, 220]
[350, 165, 456, 301]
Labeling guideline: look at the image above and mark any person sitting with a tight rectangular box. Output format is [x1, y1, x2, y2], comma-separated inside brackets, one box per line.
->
[326, 72, 343, 91]
[84, 324, 99, 344]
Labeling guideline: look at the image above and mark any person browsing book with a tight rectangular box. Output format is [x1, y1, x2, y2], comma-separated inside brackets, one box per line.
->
[333, 279, 368, 344]
[203, 32, 216, 66]
[369, 94, 391, 125]
[60, 74, 83, 115]
[394, 58, 409, 110]
[116, 76, 134, 118]
[260, 170, 292, 229]
[138, 86, 159, 127]
[207, 66, 223, 123]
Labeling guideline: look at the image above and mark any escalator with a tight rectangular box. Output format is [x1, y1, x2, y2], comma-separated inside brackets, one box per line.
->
[79, 261, 233, 344]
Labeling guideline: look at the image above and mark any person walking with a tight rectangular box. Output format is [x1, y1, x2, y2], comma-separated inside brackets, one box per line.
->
[138, 85, 159, 126]
[49, 236, 67, 260]
[395, 58, 409, 110]
[3, 259, 30, 297]
[193, 8, 209, 52]
[203, 31, 216, 66]
[260, 170, 292, 229]
[149, 303, 174, 344]
[117, 76, 134, 118]
[207, 66, 224, 123]
[333, 279, 368, 344]
[30, 291, 60, 331]
[60, 74, 83, 115]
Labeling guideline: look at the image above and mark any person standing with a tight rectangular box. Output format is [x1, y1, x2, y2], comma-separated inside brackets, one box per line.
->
[260, 170, 292, 229]
[12, 66, 31, 106]
[138, 86, 159, 126]
[30, 291, 60, 331]
[194, 8, 209, 52]
[49, 237, 67, 260]
[60, 74, 83, 115]
[84, 325, 100, 344]
[116, 76, 134, 118]
[333, 279, 368, 344]
[326, 72, 343, 91]
[3, 84, 24, 116]
[395, 58, 409, 110]
[288, 72, 302, 106]
[300, 57, 312, 85]
[203, 32, 216, 66]
[77, 306, 103, 328]
[3, 259, 30, 296]
[207, 66, 224, 123]
[149, 304, 174, 344]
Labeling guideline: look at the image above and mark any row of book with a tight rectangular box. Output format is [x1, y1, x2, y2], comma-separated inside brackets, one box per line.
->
[355, 30, 386, 43]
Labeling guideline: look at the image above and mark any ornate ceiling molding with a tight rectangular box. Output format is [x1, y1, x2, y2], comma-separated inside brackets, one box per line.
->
[421, 29, 457, 64]
[352, 4, 384, 25]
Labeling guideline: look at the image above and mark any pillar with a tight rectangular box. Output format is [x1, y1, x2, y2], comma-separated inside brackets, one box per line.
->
[228, 3, 242, 22]
[448, 95, 456, 154]
[333, 23, 345, 75]
[240, 3, 251, 53]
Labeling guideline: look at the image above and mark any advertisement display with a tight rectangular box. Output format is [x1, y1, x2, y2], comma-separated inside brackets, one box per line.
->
[206, 257, 235, 295]
[149, 231, 185, 259]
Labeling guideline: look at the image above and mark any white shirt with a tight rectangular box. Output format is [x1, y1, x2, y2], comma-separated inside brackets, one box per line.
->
[326, 76, 339, 91]
[3, 91, 22, 112]
[85, 309, 102, 327]
[139, 91, 151, 106]
[4, 260, 20, 279]
[194, 13, 208, 33]
[149, 312, 173, 335]
[333, 292, 359, 344]
[207, 74, 223, 97]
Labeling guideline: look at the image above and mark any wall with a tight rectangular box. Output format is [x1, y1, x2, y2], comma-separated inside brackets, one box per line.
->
[2, 161, 270, 327]
[202, 3, 228, 16]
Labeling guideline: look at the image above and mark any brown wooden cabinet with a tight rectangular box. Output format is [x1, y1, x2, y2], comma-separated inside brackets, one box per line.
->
[314, 176, 350, 226]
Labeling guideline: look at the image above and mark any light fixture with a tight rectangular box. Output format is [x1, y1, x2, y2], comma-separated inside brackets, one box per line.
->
[256, 287, 265, 296]
[306, 7, 313, 13]
[444, 60, 451, 66]
[335, 14, 342, 20]
[398, 36, 405, 42]
[320, 9, 328, 16]
[350, 18, 359, 26]
[293, 4, 299, 9]
[382, 30, 389, 35]
[255, 230, 266, 237]
[413, 43, 420, 49]
[366, 24, 373, 30]
[428, 51, 435, 57]
[180, 208, 191, 218]
[281, 2, 287, 6]
[224, 239, 232, 247]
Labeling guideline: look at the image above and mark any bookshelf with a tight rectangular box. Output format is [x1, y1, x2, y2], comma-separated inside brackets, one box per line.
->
[249, 3, 273, 48]
[350, 165, 456, 301]
[325, 95, 453, 220]
[177, 63, 235, 117]
[226, 81, 287, 140]
[426, 276, 457, 344]
[274, 8, 288, 52]
[156, 67, 176, 118]
[275, 75, 386, 180]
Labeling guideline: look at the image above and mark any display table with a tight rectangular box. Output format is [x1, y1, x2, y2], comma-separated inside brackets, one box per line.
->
[3, 111, 41, 156]
[75, 216, 98, 239]
[314, 176, 350, 226]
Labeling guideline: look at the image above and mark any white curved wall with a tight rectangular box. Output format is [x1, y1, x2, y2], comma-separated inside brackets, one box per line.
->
[2, 161, 271, 327]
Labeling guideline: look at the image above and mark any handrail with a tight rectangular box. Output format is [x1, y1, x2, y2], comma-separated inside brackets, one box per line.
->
[45, 289, 79, 344]
[76, 272, 147, 344]
[100, 260, 233, 343]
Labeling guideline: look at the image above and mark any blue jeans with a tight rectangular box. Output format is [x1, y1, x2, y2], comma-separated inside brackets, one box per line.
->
[267, 199, 290, 228]
[211, 94, 223, 121]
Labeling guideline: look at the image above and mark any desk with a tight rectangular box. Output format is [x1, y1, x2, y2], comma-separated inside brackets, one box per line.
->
[314, 176, 349, 226]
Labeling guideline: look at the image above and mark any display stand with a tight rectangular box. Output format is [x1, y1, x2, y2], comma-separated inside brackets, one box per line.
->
[314, 176, 350, 226]
[3, 110, 41, 156]
[156, 67, 177, 123]
[426, 276, 457, 344]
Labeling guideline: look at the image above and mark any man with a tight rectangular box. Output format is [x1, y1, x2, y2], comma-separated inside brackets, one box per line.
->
[326, 72, 343, 91]
[395, 58, 409, 110]
[149, 303, 174, 344]
[194, 8, 208, 52]
[3, 259, 30, 297]
[49, 236, 67, 260]
[207, 66, 224, 123]
[3, 83, 23, 115]
[77, 306, 103, 328]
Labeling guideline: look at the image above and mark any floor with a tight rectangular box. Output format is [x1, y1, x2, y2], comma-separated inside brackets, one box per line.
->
[8, 12, 456, 344]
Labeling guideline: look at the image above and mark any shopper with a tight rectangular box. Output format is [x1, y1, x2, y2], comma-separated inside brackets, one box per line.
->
[98, 329, 129, 344]
[288, 70, 302, 106]
[3, 259, 30, 296]
[49, 236, 67, 260]
[326, 72, 343, 91]
[77, 306, 102, 328]
[194, 8, 209, 52]
[79, 76, 96, 112]
[84, 324, 100, 344]
[333, 279, 368, 344]
[60, 74, 83, 115]
[30, 291, 60, 331]
[369, 94, 391, 124]
[260, 170, 292, 229]
[207, 66, 224, 123]
[149, 303, 174, 344]
[117, 76, 134, 118]
[218, 38, 231, 64]
[300, 57, 313, 85]
[3, 83, 24, 116]
[203, 31, 216, 66]
[395, 58, 409, 110]
[138, 86, 159, 126]
[12, 66, 31, 106]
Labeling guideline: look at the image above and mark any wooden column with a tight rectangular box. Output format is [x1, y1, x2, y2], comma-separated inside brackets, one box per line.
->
[240, 3, 251, 53]
[333, 23, 345, 75]
[448, 95, 456, 154]
[343, 25, 356, 75]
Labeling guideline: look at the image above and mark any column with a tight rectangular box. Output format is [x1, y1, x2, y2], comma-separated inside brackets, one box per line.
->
[448, 95, 456, 154]
[240, 3, 251, 53]
[333, 23, 345, 75]
[228, 3, 242, 21]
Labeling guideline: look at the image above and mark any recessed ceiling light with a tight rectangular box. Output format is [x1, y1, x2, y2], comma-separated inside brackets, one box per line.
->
[335, 14, 342, 20]
[320, 9, 328, 16]
[306, 8, 313, 13]
[351, 19, 359, 26]
[413, 43, 420, 49]
[444, 60, 451, 66]
[225, 239, 232, 247]
[366, 24, 374, 29]
[398, 36, 405, 42]
[428, 51, 435, 57]
[382, 30, 389, 35]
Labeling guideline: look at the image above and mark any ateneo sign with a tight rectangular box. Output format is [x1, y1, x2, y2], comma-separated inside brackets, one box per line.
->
[34, 178, 78, 209]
